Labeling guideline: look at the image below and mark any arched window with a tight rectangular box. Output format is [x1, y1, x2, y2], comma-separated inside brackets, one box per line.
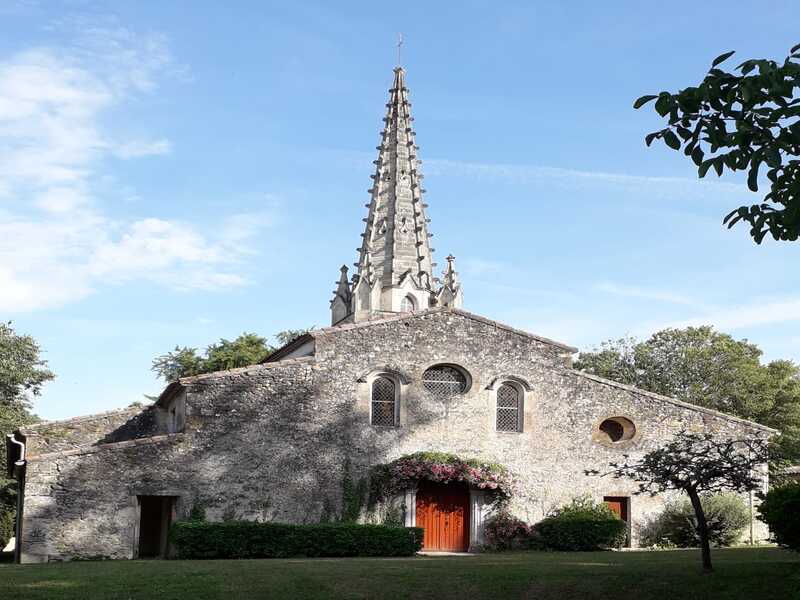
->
[496, 383, 522, 432]
[371, 376, 397, 426]
[422, 365, 469, 400]
[400, 295, 416, 313]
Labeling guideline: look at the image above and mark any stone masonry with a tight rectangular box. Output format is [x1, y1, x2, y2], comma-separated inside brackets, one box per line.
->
[9, 308, 773, 562]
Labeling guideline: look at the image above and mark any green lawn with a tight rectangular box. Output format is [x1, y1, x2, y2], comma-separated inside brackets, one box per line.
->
[0, 548, 798, 600]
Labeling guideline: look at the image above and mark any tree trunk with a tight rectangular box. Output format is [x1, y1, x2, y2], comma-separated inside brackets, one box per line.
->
[687, 486, 712, 573]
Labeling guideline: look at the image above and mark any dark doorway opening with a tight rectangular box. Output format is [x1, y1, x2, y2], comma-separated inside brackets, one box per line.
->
[415, 482, 470, 552]
[137, 496, 176, 558]
[603, 496, 630, 547]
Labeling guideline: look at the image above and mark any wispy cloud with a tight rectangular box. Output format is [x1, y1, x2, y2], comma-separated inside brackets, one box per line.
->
[0, 21, 270, 313]
[113, 138, 172, 158]
[425, 159, 750, 202]
[662, 298, 800, 332]
[593, 282, 700, 307]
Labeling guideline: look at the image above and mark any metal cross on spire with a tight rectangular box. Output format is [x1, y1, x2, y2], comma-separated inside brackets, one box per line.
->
[397, 33, 403, 66]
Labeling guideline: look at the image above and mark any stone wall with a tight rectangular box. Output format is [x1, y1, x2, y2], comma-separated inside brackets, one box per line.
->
[16, 310, 772, 561]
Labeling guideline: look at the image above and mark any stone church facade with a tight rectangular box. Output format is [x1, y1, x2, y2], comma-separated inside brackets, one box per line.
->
[6, 68, 773, 563]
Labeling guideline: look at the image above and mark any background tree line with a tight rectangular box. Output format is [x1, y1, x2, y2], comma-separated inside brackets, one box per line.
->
[575, 326, 800, 468]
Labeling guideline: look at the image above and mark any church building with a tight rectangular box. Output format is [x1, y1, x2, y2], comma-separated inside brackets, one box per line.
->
[6, 67, 773, 562]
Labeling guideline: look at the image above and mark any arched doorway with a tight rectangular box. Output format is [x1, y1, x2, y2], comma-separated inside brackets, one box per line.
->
[415, 481, 470, 552]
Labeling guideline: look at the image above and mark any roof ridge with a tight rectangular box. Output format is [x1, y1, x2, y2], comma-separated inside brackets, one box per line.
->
[179, 355, 316, 383]
[19, 405, 147, 433]
[570, 370, 777, 434]
[26, 432, 184, 462]
[315, 307, 577, 352]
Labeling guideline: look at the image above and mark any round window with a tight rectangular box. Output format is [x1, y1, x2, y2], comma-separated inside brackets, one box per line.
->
[422, 365, 469, 399]
[598, 417, 636, 443]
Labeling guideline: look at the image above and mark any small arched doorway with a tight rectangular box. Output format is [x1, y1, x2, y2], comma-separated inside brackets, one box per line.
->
[415, 481, 470, 552]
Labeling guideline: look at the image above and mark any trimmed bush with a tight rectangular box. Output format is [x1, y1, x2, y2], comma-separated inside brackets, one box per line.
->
[758, 483, 800, 551]
[170, 521, 423, 559]
[640, 494, 749, 548]
[536, 497, 626, 551]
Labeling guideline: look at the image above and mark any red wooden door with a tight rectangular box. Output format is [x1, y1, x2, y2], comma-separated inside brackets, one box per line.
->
[415, 482, 470, 551]
[603, 496, 628, 522]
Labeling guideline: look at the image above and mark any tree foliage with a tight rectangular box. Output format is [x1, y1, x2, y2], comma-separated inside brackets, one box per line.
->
[0, 323, 50, 551]
[151, 328, 315, 382]
[592, 431, 769, 571]
[575, 326, 800, 465]
[635, 44, 800, 242]
[0, 322, 54, 407]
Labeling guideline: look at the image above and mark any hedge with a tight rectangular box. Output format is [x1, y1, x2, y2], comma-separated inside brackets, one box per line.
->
[758, 483, 800, 551]
[170, 521, 424, 559]
[536, 517, 626, 551]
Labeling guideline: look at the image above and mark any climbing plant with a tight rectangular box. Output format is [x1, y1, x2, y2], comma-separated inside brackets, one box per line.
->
[369, 451, 515, 508]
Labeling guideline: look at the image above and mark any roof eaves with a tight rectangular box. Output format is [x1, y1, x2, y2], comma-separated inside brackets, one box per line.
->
[261, 333, 315, 364]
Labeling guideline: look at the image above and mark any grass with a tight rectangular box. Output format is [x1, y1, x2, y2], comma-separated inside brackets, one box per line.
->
[0, 547, 798, 599]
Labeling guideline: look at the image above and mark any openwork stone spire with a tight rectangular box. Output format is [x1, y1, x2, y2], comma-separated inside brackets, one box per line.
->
[330, 66, 462, 325]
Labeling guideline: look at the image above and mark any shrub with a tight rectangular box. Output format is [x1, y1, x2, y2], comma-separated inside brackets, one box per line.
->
[640, 494, 749, 548]
[188, 503, 206, 522]
[0, 508, 13, 551]
[170, 521, 423, 559]
[484, 511, 536, 551]
[536, 497, 626, 551]
[758, 483, 800, 551]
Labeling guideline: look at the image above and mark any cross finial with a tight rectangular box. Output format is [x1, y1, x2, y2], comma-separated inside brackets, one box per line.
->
[397, 33, 403, 66]
[446, 254, 455, 264]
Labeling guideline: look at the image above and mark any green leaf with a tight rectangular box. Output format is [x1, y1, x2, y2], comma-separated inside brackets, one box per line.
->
[699, 158, 714, 178]
[645, 132, 659, 147]
[791, 42, 800, 54]
[712, 49, 736, 66]
[654, 94, 672, 117]
[748, 163, 760, 192]
[713, 157, 724, 176]
[663, 130, 681, 150]
[691, 147, 704, 166]
[633, 94, 658, 109]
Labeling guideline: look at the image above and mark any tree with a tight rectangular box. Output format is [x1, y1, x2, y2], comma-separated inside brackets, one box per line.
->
[0, 323, 52, 549]
[151, 328, 315, 382]
[635, 44, 800, 242]
[592, 431, 769, 572]
[575, 327, 800, 466]
[0, 322, 54, 406]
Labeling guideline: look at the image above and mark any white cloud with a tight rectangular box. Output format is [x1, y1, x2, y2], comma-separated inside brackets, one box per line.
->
[113, 138, 172, 158]
[0, 25, 269, 314]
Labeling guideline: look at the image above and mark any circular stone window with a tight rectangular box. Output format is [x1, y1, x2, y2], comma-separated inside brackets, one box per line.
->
[597, 417, 636, 444]
[422, 364, 469, 400]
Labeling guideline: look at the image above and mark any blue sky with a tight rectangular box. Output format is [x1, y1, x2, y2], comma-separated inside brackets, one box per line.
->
[2, 1, 799, 420]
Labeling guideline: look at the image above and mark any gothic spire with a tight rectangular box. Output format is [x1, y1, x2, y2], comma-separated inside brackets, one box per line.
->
[357, 67, 435, 292]
[330, 65, 462, 325]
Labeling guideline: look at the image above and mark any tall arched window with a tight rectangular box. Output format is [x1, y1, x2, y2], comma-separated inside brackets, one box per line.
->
[496, 383, 522, 432]
[371, 376, 397, 426]
[400, 295, 416, 313]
